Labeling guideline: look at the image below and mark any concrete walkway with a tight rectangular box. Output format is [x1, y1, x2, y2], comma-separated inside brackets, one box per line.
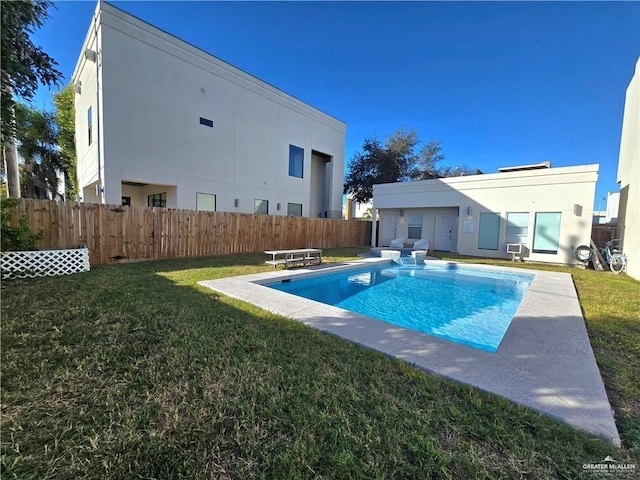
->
[199, 258, 621, 446]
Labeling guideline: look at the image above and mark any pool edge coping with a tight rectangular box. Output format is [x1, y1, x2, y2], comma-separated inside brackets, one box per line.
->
[198, 259, 621, 446]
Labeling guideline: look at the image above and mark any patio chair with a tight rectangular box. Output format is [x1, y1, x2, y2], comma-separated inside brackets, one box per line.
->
[412, 239, 430, 252]
[389, 237, 405, 248]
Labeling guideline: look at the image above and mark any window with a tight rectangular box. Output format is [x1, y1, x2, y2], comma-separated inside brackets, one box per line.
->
[408, 214, 423, 239]
[196, 193, 216, 211]
[287, 203, 302, 217]
[289, 145, 304, 178]
[506, 213, 529, 244]
[87, 106, 93, 145]
[254, 199, 269, 215]
[148, 192, 166, 207]
[533, 212, 562, 254]
[199, 117, 213, 127]
[121, 196, 131, 206]
[478, 213, 500, 250]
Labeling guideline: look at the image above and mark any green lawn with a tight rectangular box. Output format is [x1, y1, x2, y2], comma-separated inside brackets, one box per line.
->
[2, 248, 639, 479]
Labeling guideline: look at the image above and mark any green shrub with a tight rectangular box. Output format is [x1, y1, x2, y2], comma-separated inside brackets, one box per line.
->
[1, 198, 42, 251]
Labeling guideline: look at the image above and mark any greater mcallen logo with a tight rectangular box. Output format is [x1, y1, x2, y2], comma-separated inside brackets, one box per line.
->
[583, 456, 636, 474]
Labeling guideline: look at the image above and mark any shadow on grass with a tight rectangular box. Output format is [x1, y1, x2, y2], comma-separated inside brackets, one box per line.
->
[1, 250, 638, 479]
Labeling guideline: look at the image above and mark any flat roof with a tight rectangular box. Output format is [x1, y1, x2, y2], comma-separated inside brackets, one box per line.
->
[73, 1, 345, 129]
[498, 161, 551, 172]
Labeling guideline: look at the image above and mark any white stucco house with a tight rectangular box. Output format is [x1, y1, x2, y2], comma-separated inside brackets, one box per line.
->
[72, 1, 345, 218]
[617, 58, 639, 280]
[372, 162, 599, 265]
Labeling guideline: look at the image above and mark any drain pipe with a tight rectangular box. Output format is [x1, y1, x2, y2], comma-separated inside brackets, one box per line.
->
[93, 8, 103, 202]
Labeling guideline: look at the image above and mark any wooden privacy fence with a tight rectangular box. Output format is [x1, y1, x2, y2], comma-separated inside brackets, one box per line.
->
[5, 199, 372, 266]
[591, 224, 618, 249]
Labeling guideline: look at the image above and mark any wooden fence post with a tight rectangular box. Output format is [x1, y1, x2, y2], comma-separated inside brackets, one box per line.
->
[4, 199, 372, 265]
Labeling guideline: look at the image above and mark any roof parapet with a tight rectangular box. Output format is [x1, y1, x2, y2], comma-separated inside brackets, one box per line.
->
[498, 161, 551, 173]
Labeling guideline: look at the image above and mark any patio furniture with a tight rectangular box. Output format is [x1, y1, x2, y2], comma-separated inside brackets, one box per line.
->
[389, 237, 405, 248]
[412, 239, 430, 251]
[264, 248, 323, 269]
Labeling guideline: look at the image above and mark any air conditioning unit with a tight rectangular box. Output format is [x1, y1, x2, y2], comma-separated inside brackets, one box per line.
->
[506, 243, 523, 254]
[506, 243, 524, 262]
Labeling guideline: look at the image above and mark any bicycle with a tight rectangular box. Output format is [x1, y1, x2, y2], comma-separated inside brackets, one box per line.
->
[600, 240, 627, 274]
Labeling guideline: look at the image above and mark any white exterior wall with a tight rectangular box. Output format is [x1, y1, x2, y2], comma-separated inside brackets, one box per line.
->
[605, 191, 620, 224]
[373, 165, 599, 265]
[72, 2, 345, 217]
[617, 58, 639, 280]
[74, 22, 102, 200]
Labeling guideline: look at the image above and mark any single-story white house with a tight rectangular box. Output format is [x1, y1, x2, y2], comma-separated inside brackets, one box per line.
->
[616, 58, 639, 280]
[372, 162, 599, 265]
[72, 1, 345, 218]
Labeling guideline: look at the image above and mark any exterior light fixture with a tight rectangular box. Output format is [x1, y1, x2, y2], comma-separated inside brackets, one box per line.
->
[84, 49, 97, 62]
[573, 204, 583, 216]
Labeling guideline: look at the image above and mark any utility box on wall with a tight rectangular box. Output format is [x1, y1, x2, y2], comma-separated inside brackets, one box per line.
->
[506, 243, 524, 262]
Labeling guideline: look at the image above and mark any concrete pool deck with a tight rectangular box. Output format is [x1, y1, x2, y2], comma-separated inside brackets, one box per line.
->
[199, 258, 621, 446]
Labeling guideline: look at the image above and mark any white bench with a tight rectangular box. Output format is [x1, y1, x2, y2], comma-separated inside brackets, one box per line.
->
[264, 248, 323, 269]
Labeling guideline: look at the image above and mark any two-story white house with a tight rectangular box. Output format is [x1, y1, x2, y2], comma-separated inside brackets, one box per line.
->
[617, 58, 639, 280]
[72, 1, 345, 218]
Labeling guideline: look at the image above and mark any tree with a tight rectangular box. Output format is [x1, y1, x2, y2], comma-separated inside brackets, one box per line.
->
[414, 140, 445, 180]
[53, 84, 77, 199]
[438, 165, 481, 177]
[344, 138, 384, 204]
[344, 129, 448, 203]
[15, 102, 63, 199]
[1, 0, 62, 197]
[344, 128, 484, 203]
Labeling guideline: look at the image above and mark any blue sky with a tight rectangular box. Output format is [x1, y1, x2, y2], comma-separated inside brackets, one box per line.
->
[32, 1, 639, 209]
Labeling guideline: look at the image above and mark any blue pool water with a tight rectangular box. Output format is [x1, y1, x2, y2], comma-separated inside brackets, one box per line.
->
[268, 263, 534, 352]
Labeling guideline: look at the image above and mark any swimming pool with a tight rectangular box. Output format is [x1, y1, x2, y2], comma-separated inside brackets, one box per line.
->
[199, 261, 620, 442]
[268, 263, 534, 352]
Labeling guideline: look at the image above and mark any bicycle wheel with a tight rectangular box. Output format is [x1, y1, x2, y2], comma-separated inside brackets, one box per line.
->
[609, 255, 625, 274]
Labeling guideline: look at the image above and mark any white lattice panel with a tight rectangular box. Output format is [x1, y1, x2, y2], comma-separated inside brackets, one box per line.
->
[1, 248, 90, 280]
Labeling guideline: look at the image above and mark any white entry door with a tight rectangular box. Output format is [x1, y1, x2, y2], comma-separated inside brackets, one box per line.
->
[434, 215, 454, 251]
[380, 214, 398, 246]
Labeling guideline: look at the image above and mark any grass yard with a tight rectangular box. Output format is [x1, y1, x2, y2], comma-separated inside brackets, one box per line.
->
[2, 248, 639, 479]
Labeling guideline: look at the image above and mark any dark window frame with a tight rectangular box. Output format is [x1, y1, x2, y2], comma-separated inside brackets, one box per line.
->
[88, 106, 93, 145]
[199, 117, 213, 128]
[254, 199, 269, 215]
[148, 192, 167, 208]
[288, 145, 304, 178]
[287, 202, 303, 217]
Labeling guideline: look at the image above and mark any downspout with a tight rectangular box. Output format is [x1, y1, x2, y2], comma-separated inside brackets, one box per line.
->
[94, 9, 103, 202]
